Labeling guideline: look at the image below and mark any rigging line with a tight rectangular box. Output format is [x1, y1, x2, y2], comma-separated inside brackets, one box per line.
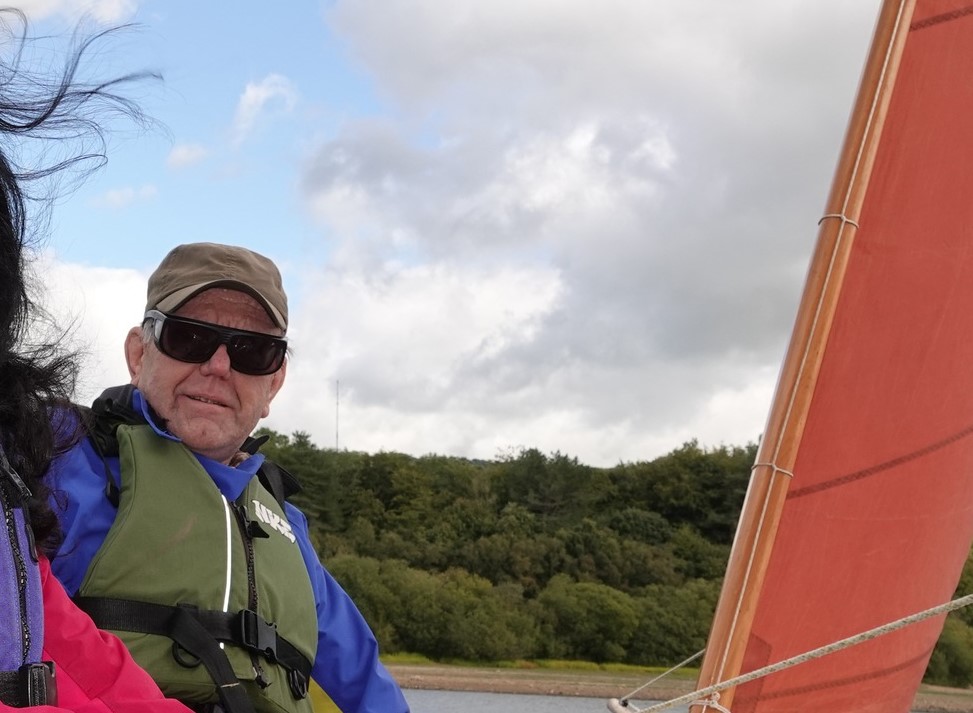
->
[608, 589, 973, 713]
[707, 0, 911, 690]
[616, 649, 705, 703]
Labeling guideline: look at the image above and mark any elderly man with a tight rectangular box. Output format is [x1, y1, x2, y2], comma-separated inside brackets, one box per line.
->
[48, 243, 409, 713]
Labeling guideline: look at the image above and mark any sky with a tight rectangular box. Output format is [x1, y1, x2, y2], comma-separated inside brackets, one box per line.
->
[11, 0, 884, 467]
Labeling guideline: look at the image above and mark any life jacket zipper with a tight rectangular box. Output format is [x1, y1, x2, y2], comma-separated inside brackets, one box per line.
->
[232, 500, 268, 687]
[0, 482, 30, 664]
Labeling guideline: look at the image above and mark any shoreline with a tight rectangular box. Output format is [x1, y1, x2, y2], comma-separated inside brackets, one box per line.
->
[386, 663, 973, 712]
[388, 663, 694, 701]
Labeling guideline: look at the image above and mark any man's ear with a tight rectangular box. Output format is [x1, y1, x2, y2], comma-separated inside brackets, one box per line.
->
[124, 326, 146, 383]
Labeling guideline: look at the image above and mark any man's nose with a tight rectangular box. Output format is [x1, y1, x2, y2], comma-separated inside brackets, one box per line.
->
[200, 343, 233, 376]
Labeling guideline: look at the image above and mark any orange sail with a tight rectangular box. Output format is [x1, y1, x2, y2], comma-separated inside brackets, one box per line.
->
[693, 1, 973, 712]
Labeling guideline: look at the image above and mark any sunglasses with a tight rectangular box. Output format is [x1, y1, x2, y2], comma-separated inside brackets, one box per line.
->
[144, 310, 287, 376]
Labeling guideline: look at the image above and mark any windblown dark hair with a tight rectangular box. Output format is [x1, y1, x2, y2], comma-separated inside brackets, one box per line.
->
[0, 10, 157, 551]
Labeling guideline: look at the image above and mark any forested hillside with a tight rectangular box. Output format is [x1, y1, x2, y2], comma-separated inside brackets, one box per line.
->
[257, 430, 973, 686]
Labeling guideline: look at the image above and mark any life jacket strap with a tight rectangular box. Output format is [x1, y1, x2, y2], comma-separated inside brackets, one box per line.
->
[74, 596, 311, 702]
[0, 662, 57, 707]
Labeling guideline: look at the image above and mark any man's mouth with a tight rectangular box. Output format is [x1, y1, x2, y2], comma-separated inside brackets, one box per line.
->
[188, 395, 228, 407]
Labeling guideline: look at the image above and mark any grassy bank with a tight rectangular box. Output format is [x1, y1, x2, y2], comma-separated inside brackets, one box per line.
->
[386, 656, 697, 702]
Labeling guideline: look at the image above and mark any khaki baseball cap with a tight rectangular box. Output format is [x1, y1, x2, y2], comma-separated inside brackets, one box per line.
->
[146, 242, 288, 330]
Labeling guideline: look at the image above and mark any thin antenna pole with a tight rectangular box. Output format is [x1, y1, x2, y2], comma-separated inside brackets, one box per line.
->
[335, 379, 340, 450]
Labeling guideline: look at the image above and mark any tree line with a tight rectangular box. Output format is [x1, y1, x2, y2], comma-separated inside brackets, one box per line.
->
[257, 430, 973, 686]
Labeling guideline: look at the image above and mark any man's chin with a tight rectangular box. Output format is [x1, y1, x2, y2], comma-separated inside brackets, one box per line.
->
[171, 420, 232, 460]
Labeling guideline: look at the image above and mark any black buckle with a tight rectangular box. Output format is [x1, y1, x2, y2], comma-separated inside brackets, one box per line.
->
[238, 609, 278, 662]
[20, 662, 56, 707]
[287, 669, 309, 700]
[171, 640, 203, 668]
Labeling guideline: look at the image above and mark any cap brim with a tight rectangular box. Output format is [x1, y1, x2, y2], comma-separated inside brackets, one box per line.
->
[152, 281, 287, 330]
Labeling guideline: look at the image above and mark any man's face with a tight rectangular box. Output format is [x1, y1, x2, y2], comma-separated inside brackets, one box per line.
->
[125, 288, 287, 464]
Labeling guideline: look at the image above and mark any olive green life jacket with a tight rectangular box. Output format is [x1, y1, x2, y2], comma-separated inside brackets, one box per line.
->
[75, 421, 317, 713]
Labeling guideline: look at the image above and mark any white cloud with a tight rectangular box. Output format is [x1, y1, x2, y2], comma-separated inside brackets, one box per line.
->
[93, 185, 158, 209]
[34, 254, 143, 404]
[231, 74, 298, 147]
[267, 261, 568, 455]
[166, 143, 209, 169]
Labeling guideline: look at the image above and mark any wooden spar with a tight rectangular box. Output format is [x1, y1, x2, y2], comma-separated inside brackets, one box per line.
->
[690, 1, 916, 711]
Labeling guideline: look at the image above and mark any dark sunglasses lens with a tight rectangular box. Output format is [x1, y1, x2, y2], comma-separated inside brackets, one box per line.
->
[227, 335, 286, 375]
[159, 320, 220, 362]
[153, 314, 285, 375]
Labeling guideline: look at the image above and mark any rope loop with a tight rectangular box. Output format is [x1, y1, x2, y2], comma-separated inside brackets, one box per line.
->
[750, 462, 794, 479]
[691, 694, 733, 713]
[818, 212, 860, 228]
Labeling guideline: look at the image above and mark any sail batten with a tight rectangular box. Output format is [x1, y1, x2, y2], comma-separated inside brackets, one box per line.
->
[691, 1, 973, 711]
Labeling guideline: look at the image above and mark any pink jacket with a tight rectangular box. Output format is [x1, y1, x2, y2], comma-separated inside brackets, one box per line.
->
[1, 557, 190, 713]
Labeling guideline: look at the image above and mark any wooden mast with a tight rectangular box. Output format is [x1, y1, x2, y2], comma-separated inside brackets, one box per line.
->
[691, 1, 916, 710]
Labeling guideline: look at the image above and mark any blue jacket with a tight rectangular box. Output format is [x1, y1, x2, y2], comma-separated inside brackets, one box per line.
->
[48, 390, 409, 713]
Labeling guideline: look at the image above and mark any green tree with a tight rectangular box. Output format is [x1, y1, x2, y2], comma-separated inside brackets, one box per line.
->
[951, 549, 973, 629]
[668, 524, 730, 580]
[925, 616, 973, 687]
[627, 579, 720, 665]
[537, 574, 638, 662]
[608, 441, 752, 544]
[607, 507, 673, 545]
[558, 518, 624, 587]
[493, 449, 613, 522]
[324, 555, 403, 651]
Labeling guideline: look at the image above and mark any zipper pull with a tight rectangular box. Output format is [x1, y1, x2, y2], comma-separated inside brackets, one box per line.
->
[23, 516, 38, 562]
[0, 445, 31, 504]
[0, 447, 37, 562]
[234, 502, 270, 540]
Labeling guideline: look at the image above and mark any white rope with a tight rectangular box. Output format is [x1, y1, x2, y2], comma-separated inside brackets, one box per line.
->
[615, 649, 705, 702]
[607, 591, 973, 713]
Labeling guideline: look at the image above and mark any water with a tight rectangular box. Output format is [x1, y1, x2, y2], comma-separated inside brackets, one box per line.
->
[402, 689, 937, 712]
[402, 689, 688, 712]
